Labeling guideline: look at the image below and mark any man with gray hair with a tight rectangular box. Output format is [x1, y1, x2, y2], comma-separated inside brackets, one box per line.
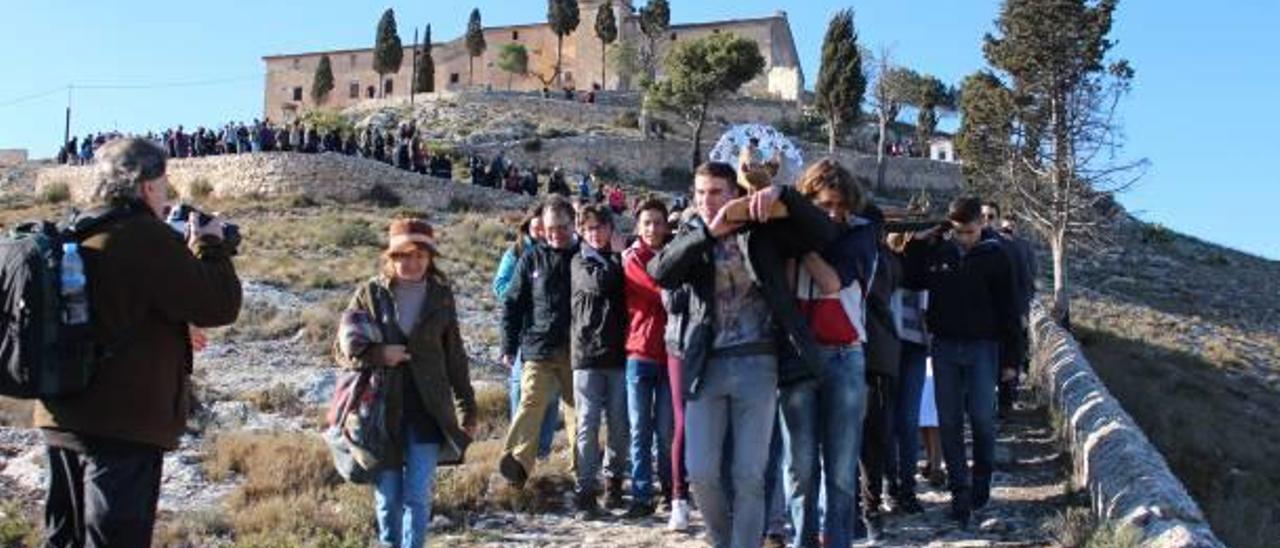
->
[34, 137, 242, 546]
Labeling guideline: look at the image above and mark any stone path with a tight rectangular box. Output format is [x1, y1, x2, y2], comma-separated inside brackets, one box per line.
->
[432, 396, 1069, 547]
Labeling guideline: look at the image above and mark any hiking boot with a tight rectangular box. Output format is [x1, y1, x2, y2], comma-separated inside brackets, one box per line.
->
[604, 478, 627, 510]
[667, 498, 691, 532]
[623, 500, 655, 519]
[498, 453, 528, 490]
[574, 492, 605, 520]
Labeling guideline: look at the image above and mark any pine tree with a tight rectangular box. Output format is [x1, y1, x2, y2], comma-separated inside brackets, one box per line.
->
[648, 33, 765, 169]
[595, 4, 618, 89]
[415, 24, 435, 93]
[373, 9, 404, 97]
[311, 55, 335, 104]
[465, 9, 487, 86]
[814, 9, 865, 154]
[547, 0, 581, 87]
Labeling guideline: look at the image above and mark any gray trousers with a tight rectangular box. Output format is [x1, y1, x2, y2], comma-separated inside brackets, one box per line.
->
[685, 353, 778, 548]
[573, 367, 630, 494]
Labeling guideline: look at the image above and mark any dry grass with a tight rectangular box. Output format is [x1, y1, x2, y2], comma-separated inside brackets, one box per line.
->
[241, 383, 304, 416]
[0, 397, 32, 428]
[203, 432, 339, 506]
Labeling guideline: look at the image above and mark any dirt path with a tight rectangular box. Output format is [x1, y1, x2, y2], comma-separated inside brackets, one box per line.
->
[432, 393, 1069, 548]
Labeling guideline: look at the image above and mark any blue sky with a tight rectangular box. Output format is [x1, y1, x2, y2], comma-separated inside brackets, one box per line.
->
[1, 1, 1276, 259]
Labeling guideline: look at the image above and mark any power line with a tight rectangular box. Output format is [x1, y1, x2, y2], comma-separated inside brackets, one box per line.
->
[0, 75, 261, 108]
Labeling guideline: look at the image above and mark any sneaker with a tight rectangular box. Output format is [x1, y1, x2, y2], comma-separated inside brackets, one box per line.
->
[604, 479, 627, 510]
[623, 500, 656, 519]
[499, 454, 528, 490]
[667, 499, 691, 532]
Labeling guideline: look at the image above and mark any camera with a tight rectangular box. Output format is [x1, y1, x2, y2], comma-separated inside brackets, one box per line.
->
[166, 203, 241, 255]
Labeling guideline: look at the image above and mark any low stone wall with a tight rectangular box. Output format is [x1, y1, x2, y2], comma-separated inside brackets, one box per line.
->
[475, 135, 963, 192]
[1030, 305, 1225, 547]
[34, 152, 532, 211]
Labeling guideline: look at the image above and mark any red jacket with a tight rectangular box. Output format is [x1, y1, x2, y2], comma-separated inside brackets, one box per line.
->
[623, 239, 668, 363]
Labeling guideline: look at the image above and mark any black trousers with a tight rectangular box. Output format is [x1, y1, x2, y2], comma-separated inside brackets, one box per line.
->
[860, 372, 898, 512]
[44, 443, 163, 548]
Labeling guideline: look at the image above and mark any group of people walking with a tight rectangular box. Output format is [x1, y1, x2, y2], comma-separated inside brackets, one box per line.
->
[485, 157, 1035, 548]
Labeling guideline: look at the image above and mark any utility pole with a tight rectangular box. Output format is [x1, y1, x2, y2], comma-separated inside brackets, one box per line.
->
[410, 27, 419, 107]
[63, 85, 72, 154]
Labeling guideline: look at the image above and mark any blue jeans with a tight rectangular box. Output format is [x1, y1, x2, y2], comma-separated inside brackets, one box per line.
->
[932, 338, 999, 504]
[686, 353, 778, 548]
[889, 342, 929, 497]
[573, 368, 630, 494]
[375, 425, 441, 548]
[779, 346, 867, 548]
[510, 355, 559, 458]
[626, 358, 674, 503]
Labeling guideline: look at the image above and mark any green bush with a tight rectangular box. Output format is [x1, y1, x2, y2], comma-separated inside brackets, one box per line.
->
[660, 166, 693, 189]
[38, 182, 70, 204]
[325, 221, 380, 248]
[1139, 223, 1174, 246]
[521, 137, 543, 152]
[361, 183, 402, 208]
[614, 110, 640, 129]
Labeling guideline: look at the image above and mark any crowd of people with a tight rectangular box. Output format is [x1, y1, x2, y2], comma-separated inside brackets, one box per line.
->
[483, 157, 1036, 548]
[30, 133, 1038, 548]
[58, 120, 459, 179]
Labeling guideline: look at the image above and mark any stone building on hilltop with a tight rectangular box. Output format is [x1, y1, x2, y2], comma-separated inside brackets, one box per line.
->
[262, 0, 803, 122]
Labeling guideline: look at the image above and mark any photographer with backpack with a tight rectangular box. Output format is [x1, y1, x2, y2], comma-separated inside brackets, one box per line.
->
[25, 138, 242, 546]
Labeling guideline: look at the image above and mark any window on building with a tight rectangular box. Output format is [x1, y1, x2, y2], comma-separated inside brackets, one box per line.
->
[292, 58, 300, 69]
[512, 30, 520, 40]
[292, 87, 302, 102]
[384, 79, 393, 95]
[450, 73, 460, 84]
[367, 86, 376, 98]
[349, 82, 360, 99]
[350, 54, 358, 69]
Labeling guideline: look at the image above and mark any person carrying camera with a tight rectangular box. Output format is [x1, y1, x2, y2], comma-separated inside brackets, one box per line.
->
[34, 137, 242, 547]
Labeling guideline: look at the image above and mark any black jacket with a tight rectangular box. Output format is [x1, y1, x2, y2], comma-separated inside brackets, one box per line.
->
[864, 243, 903, 378]
[903, 234, 1019, 346]
[501, 242, 578, 361]
[649, 187, 838, 398]
[570, 247, 627, 369]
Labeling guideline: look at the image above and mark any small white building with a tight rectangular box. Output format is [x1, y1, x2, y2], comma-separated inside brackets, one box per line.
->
[929, 136, 957, 163]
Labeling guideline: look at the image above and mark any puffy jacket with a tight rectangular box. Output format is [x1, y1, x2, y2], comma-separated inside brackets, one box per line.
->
[571, 246, 627, 370]
[492, 236, 534, 299]
[501, 242, 578, 361]
[623, 239, 668, 364]
[903, 234, 1019, 347]
[649, 186, 838, 398]
[35, 201, 242, 450]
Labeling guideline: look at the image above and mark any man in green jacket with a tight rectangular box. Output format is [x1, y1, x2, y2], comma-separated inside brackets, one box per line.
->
[34, 137, 242, 547]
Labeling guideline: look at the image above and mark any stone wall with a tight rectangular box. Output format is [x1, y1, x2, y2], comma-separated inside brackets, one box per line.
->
[34, 152, 532, 211]
[474, 134, 963, 192]
[1029, 305, 1225, 548]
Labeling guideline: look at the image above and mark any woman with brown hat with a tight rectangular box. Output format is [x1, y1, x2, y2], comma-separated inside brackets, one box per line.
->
[336, 217, 477, 548]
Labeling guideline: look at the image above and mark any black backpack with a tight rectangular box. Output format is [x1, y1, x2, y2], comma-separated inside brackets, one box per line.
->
[0, 207, 132, 399]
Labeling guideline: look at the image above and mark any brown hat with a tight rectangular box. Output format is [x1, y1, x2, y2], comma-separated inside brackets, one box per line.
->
[387, 218, 439, 254]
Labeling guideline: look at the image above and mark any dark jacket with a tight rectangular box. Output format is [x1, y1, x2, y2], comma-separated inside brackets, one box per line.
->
[864, 243, 903, 378]
[35, 202, 242, 450]
[903, 234, 1019, 347]
[570, 246, 626, 370]
[649, 187, 838, 398]
[501, 242, 578, 361]
[336, 275, 477, 466]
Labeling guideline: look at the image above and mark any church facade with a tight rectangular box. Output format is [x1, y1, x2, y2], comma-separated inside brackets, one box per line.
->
[262, 1, 804, 121]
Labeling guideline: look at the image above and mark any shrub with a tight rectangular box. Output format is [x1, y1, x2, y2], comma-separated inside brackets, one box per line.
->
[243, 383, 303, 416]
[287, 193, 320, 208]
[521, 137, 543, 152]
[325, 221, 381, 248]
[361, 183, 402, 208]
[614, 110, 640, 129]
[1139, 223, 1174, 246]
[38, 182, 70, 204]
[188, 178, 214, 200]
[204, 432, 338, 505]
[445, 194, 486, 213]
[592, 163, 621, 183]
[0, 501, 38, 547]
